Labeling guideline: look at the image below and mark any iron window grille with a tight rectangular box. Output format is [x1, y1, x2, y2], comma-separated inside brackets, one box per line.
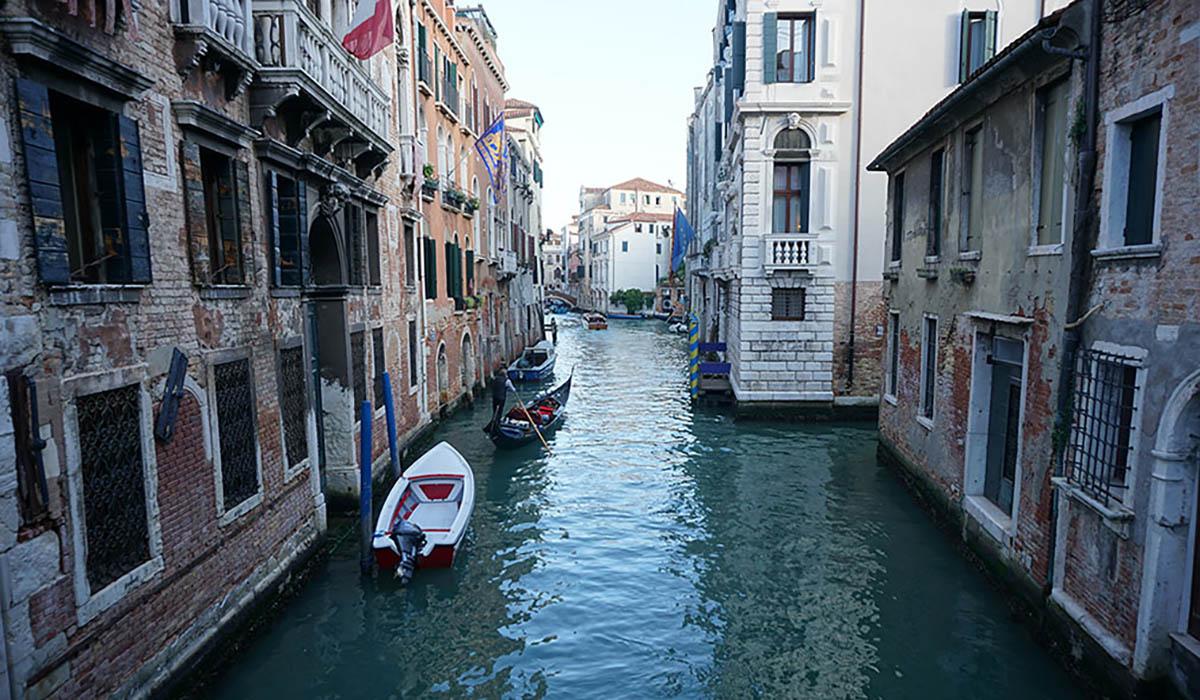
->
[214, 358, 259, 510]
[351, 331, 367, 419]
[278, 347, 308, 470]
[1066, 348, 1140, 506]
[771, 288, 806, 321]
[408, 320, 419, 388]
[77, 384, 150, 591]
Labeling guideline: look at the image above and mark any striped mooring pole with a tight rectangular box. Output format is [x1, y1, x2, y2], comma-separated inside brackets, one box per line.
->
[687, 313, 700, 399]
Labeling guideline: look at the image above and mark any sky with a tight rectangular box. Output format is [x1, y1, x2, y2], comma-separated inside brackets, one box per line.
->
[478, 0, 716, 232]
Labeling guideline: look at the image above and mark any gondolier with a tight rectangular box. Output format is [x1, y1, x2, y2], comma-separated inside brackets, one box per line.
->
[490, 372, 515, 425]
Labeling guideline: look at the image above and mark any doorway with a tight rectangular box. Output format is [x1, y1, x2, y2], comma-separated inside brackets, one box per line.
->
[984, 337, 1023, 516]
[305, 213, 352, 495]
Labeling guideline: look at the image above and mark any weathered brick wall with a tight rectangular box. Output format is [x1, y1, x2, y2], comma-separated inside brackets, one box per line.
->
[832, 280, 886, 397]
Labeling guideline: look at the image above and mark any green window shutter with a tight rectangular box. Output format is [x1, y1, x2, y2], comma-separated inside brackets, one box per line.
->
[417, 22, 426, 51]
[958, 10, 972, 83]
[763, 13, 778, 84]
[118, 115, 152, 283]
[984, 11, 998, 63]
[732, 21, 747, 94]
[233, 159, 252, 284]
[423, 238, 437, 299]
[465, 249, 474, 294]
[16, 78, 70, 285]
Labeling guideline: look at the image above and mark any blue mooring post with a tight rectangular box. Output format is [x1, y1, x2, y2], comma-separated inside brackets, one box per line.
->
[382, 372, 400, 480]
[359, 400, 373, 575]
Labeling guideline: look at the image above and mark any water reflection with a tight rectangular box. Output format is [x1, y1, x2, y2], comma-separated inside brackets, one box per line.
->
[202, 319, 1079, 699]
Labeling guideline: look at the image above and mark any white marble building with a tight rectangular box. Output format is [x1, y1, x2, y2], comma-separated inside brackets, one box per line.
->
[686, 0, 1068, 414]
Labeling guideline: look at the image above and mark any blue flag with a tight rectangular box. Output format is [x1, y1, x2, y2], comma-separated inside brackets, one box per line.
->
[672, 208, 695, 274]
[474, 116, 507, 203]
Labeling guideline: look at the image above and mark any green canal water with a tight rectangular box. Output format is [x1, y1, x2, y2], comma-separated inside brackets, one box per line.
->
[202, 318, 1081, 699]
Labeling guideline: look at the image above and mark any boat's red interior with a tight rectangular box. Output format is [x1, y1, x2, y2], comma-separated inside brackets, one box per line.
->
[419, 483, 454, 500]
[390, 475, 463, 534]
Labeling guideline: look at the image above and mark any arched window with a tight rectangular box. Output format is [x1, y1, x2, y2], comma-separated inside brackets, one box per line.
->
[436, 126, 447, 181]
[472, 177, 482, 246]
[772, 128, 812, 233]
[458, 148, 467, 189]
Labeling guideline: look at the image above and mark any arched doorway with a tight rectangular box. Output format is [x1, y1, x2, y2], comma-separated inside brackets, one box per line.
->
[305, 212, 351, 496]
[461, 333, 475, 391]
[436, 342, 449, 404]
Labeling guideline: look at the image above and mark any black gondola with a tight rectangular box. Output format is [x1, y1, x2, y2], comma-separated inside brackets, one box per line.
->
[485, 372, 572, 449]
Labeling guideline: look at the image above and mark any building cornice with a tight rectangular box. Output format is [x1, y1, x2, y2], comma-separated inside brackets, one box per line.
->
[0, 17, 154, 98]
[422, 0, 470, 65]
[458, 22, 508, 91]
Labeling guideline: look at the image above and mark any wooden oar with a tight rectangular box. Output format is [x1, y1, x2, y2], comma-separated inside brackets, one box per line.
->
[511, 384, 552, 452]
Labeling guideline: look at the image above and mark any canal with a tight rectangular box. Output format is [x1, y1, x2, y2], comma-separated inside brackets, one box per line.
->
[201, 318, 1081, 699]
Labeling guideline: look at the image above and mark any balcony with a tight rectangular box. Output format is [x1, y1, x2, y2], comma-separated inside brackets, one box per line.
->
[417, 49, 432, 92]
[763, 234, 820, 274]
[174, 0, 256, 97]
[438, 77, 460, 121]
[251, 0, 391, 176]
[499, 250, 518, 280]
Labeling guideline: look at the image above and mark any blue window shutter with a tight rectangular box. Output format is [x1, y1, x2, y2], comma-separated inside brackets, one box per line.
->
[266, 172, 282, 286]
[234, 159, 252, 284]
[15, 78, 70, 285]
[958, 10, 972, 83]
[93, 113, 128, 282]
[118, 115, 152, 283]
[733, 21, 747, 94]
[984, 11, 998, 63]
[724, 66, 734, 123]
[763, 13, 778, 84]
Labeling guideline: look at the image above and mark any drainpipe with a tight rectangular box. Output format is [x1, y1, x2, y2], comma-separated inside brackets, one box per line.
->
[1047, 0, 1102, 592]
[845, 0, 868, 390]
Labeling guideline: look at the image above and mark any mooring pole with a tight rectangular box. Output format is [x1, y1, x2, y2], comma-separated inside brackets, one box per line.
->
[382, 372, 401, 480]
[359, 400, 373, 575]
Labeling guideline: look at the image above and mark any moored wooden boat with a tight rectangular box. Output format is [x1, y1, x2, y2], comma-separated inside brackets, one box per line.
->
[507, 340, 556, 382]
[487, 373, 572, 449]
[372, 442, 475, 580]
[585, 312, 608, 330]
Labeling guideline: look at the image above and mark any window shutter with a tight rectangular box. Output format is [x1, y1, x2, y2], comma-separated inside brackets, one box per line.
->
[799, 162, 811, 233]
[417, 22, 426, 51]
[118, 116, 152, 283]
[465, 249, 474, 293]
[724, 66, 734, 123]
[733, 21, 747, 94]
[424, 238, 437, 299]
[180, 140, 210, 284]
[234, 159, 252, 284]
[984, 11, 998, 64]
[266, 172, 282, 286]
[297, 180, 310, 287]
[93, 114, 129, 282]
[763, 13, 778, 84]
[958, 10, 972, 83]
[15, 79, 70, 285]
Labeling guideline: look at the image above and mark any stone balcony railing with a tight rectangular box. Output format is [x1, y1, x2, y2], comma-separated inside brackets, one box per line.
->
[173, 0, 256, 95]
[499, 250, 518, 279]
[252, 0, 390, 170]
[762, 233, 820, 273]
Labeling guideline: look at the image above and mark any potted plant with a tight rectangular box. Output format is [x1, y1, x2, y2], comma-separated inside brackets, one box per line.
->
[464, 295, 477, 310]
[421, 164, 438, 197]
[464, 196, 480, 216]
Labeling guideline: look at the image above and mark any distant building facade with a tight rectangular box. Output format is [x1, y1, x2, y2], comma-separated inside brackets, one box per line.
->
[685, 0, 1067, 414]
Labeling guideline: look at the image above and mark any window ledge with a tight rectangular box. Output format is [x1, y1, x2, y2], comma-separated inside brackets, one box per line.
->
[883, 393, 898, 407]
[368, 287, 383, 296]
[218, 491, 263, 527]
[923, 255, 941, 265]
[958, 250, 981, 261]
[49, 285, 144, 306]
[882, 269, 900, 282]
[965, 495, 1014, 544]
[916, 415, 934, 431]
[1051, 476, 1134, 538]
[1028, 243, 1064, 257]
[200, 286, 252, 300]
[1091, 243, 1162, 261]
[270, 288, 302, 298]
[916, 268, 939, 280]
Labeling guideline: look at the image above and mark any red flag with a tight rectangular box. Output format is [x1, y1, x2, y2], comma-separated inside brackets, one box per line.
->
[342, 0, 393, 60]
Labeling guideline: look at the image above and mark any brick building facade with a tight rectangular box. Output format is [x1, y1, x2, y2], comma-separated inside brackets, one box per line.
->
[0, 0, 538, 695]
[872, 0, 1200, 695]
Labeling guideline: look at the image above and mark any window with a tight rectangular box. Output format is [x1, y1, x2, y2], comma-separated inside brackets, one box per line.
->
[886, 312, 900, 399]
[407, 320, 419, 388]
[17, 83, 151, 286]
[635, 224, 643, 233]
[76, 384, 150, 591]
[771, 288, 806, 321]
[372, 328, 386, 409]
[351, 331, 367, 418]
[278, 346, 308, 471]
[1036, 79, 1070, 247]
[423, 238, 438, 300]
[620, 192, 626, 203]
[891, 172, 905, 263]
[214, 358, 259, 511]
[656, 243, 662, 254]
[655, 196, 661, 205]
[344, 203, 364, 286]
[404, 221, 417, 286]
[366, 210, 381, 287]
[928, 149, 944, 258]
[773, 129, 812, 235]
[644, 195, 650, 205]
[772, 14, 815, 83]
[920, 317, 938, 421]
[621, 241, 628, 253]
[959, 11, 997, 82]
[1066, 349, 1141, 506]
[201, 149, 244, 284]
[267, 173, 303, 287]
[962, 125, 984, 253]
[6, 372, 49, 523]
[1120, 111, 1162, 247]
[649, 224, 656, 234]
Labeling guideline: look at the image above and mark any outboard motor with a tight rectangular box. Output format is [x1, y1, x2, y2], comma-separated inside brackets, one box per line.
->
[390, 520, 426, 585]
